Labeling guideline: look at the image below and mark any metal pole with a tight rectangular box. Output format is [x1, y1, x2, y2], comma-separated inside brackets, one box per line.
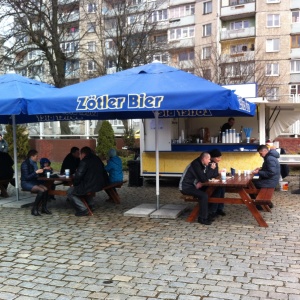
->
[155, 112, 160, 209]
[12, 115, 19, 201]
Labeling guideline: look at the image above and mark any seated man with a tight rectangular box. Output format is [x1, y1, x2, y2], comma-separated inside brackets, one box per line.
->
[67, 147, 109, 216]
[179, 152, 217, 225]
[209, 149, 226, 217]
[252, 144, 280, 208]
[0, 151, 14, 197]
[60, 147, 80, 176]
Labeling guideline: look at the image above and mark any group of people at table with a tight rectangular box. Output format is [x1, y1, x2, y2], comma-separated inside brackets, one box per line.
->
[179, 145, 281, 225]
[1, 146, 123, 217]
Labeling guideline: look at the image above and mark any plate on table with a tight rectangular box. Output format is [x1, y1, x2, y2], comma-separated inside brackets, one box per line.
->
[253, 175, 259, 179]
[209, 178, 220, 182]
[57, 175, 66, 178]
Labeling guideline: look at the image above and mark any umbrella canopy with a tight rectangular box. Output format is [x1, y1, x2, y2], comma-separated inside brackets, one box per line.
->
[0, 74, 56, 123]
[27, 62, 256, 118]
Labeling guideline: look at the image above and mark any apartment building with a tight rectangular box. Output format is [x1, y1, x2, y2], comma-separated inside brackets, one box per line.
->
[195, 0, 300, 103]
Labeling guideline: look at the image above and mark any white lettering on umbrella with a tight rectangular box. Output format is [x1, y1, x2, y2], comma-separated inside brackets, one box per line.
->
[76, 93, 164, 111]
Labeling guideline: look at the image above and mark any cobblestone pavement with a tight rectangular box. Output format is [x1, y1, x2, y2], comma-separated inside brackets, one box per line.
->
[1, 175, 300, 300]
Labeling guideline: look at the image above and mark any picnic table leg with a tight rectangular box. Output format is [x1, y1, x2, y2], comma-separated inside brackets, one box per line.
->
[187, 204, 199, 222]
[239, 189, 268, 227]
[106, 188, 121, 204]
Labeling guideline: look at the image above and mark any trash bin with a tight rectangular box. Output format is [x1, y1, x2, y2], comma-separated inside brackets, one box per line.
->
[127, 160, 143, 187]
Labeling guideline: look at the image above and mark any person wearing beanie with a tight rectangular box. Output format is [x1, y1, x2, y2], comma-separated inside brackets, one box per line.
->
[0, 133, 8, 153]
[209, 149, 226, 217]
[105, 148, 123, 184]
[104, 148, 123, 203]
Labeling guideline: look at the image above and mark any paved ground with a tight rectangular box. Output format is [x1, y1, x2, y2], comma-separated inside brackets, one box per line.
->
[0, 174, 300, 300]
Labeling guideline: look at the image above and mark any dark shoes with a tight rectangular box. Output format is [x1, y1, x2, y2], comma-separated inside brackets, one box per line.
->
[41, 208, 52, 214]
[198, 218, 212, 225]
[216, 209, 226, 216]
[75, 210, 89, 217]
[31, 208, 41, 216]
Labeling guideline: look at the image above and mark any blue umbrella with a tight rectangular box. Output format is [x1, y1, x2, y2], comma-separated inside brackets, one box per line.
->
[28, 62, 256, 118]
[0, 74, 56, 200]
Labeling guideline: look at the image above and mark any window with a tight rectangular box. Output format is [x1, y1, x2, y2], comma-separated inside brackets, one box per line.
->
[131, 0, 142, 5]
[230, 44, 248, 53]
[87, 22, 96, 33]
[291, 60, 300, 73]
[87, 41, 96, 52]
[169, 4, 194, 18]
[292, 35, 300, 48]
[267, 14, 280, 27]
[151, 9, 168, 22]
[178, 50, 194, 61]
[202, 46, 211, 59]
[65, 60, 79, 75]
[128, 15, 144, 25]
[61, 42, 78, 53]
[154, 35, 167, 43]
[266, 39, 279, 52]
[69, 26, 79, 34]
[87, 60, 97, 71]
[153, 53, 169, 63]
[225, 63, 250, 77]
[230, 20, 249, 30]
[203, 23, 212, 37]
[105, 39, 116, 49]
[169, 26, 194, 40]
[203, 1, 212, 14]
[266, 63, 279, 76]
[203, 69, 211, 80]
[292, 11, 300, 23]
[87, 3, 97, 13]
[266, 87, 279, 101]
[28, 50, 40, 60]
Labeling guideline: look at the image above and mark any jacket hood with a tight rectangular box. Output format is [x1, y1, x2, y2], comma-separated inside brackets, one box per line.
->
[268, 149, 280, 159]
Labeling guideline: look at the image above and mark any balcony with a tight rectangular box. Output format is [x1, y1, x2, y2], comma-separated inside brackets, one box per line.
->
[170, 0, 194, 6]
[291, 23, 300, 34]
[221, 2, 255, 20]
[221, 50, 255, 63]
[291, 48, 300, 59]
[169, 15, 195, 28]
[291, 0, 299, 10]
[220, 26, 255, 40]
[290, 73, 300, 83]
[168, 37, 195, 49]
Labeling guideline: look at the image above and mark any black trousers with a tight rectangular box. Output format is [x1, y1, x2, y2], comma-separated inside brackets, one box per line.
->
[181, 187, 208, 219]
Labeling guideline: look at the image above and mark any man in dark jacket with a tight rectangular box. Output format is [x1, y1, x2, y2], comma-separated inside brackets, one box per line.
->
[252, 145, 280, 188]
[179, 152, 217, 225]
[60, 147, 80, 175]
[0, 151, 14, 197]
[67, 146, 109, 216]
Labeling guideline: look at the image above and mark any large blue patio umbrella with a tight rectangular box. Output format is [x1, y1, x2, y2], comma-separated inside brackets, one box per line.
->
[28, 62, 256, 118]
[0, 74, 56, 200]
[27, 62, 256, 209]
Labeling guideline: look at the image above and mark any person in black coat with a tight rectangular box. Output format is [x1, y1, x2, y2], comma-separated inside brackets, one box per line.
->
[67, 146, 109, 216]
[60, 147, 80, 175]
[0, 152, 15, 197]
[179, 152, 217, 225]
[252, 145, 280, 188]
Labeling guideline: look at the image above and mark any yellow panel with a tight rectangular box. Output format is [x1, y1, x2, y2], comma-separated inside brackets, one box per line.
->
[142, 152, 262, 175]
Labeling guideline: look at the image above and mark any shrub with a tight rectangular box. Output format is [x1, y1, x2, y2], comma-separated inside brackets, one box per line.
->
[4, 124, 29, 160]
[96, 121, 115, 159]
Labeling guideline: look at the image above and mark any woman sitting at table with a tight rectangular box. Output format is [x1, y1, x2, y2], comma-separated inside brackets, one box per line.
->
[21, 149, 52, 216]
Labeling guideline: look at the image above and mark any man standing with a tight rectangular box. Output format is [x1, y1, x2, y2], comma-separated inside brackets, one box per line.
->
[0, 133, 8, 153]
[67, 147, 109, 216]
[60, 147, 80, 175]
[179, 152, 217, 225]
[221, 117, 235, 133]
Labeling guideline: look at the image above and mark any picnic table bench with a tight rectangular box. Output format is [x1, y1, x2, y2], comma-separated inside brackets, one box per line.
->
[181, 175, 274, 227]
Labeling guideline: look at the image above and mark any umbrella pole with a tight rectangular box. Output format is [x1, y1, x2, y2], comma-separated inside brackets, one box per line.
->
[12, 115, 20, 201]
[155, 112, 160, 210]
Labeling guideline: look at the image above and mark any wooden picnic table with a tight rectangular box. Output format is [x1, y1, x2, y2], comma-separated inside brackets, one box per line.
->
[185, 174, 270, 227]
